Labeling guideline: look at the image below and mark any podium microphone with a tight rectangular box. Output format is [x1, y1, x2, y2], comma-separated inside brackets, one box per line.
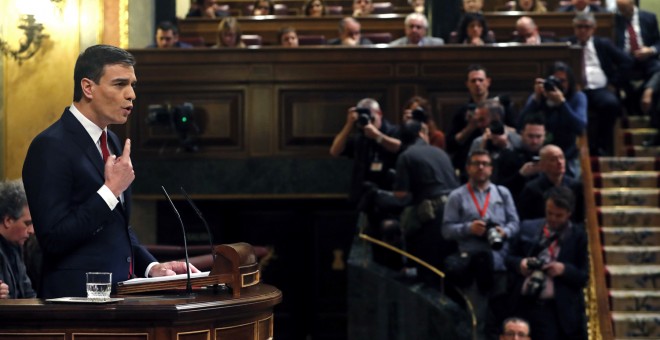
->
[161, 186, 194, 295]
[181, 186, 216, 261]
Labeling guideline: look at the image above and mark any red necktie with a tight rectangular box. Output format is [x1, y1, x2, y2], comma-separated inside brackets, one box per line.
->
[628, 22, 640, 52]
[100, 131, 110, 163]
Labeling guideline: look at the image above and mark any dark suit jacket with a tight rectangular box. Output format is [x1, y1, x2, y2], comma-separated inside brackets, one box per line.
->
[615, 10, 660, 57]
[517, 173, 585, 223]
[568, 35, 634, 87]
[22, 108, 156, 298]
[556, 4, 605, 13]
[505, 218, 588, 336]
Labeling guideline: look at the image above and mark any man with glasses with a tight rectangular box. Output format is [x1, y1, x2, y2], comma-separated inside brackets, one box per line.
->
[389, 13, 444, 46]
[567, 12, 632, 156]
[328, 17, 373, 46]
[443, 149, 519, 340]
[0, 179, 37, 299]
[500, 317, 531, 339]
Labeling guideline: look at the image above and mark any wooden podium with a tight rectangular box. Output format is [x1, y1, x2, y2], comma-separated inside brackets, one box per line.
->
[118, 242, 260, 298]
[0, 243, 281, 340]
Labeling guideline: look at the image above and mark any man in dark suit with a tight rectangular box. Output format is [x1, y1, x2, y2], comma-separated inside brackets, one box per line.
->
[557, 0, 605, 13]
[327, 17, 373, 46]
[568, 12, 633, 155]
[615, 0, 660, 113]
[22, 45, 196, 299]
[506, 186, 588, 340]
[512, 16, 555, 44]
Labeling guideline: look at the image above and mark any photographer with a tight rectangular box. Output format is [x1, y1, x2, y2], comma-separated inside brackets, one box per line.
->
[330, 98, 401, 254]
[517, 61, 586, 179]
[443, 149, 520, 340]
[447, 65, 517, 181]
[506, 187, 588, 340]
[469, 99, 521, 162]
[393, 120, 459, 287]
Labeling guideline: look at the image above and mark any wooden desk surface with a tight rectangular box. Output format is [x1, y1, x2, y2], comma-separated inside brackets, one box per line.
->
[0, 284, 282, 339]
[179, 12, 615, 46]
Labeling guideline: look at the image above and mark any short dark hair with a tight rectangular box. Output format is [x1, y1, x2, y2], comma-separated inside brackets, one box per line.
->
[522, 113, 545, 128]
[467, 63, 488, 76]
[400, 120, 423, 146]
[544, 186, 575, 213]
[0, 179, 28, 220]
[73, 45, 136, 102]
[467, 148, 491, 165]
[156, 21, 179, 35]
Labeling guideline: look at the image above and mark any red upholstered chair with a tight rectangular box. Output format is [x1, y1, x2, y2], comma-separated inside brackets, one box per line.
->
[297, 35, 327, 45]
[362, 32, 393, 44]
[326, 5, 343, 15]
[241, 34, 263, 46]
[372, 2, 393, 14]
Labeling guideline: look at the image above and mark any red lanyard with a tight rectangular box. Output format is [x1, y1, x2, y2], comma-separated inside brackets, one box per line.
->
[543, 224, 558, 259]
[467, 182, 490, 219]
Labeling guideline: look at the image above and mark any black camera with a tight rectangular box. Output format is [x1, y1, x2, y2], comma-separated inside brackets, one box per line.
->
[411, 107, 429, 123]
[543, 75, 562, 92]
[524, 257, 547, 298]
[146, 102, 199, 152]
[466, 103, 477, 119]
[355, 107, 373, 128]
[488, 120, 505, 135]
[484, 220, 503, 250]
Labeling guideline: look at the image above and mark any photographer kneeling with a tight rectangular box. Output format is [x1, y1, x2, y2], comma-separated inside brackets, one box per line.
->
[506, 187, 588, 340]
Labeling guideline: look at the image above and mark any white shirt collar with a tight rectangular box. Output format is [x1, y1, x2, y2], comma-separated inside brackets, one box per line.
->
[69, 103, 106, 144]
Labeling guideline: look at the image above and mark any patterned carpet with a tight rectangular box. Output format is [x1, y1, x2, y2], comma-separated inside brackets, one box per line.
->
[592, 116, 660, 339]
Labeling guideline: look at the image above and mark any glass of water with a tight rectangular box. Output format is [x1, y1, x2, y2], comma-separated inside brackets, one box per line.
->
[86, 272, 112, 301]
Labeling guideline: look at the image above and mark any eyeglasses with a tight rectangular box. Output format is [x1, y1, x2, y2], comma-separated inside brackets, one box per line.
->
[503, 331, 529, 338]
[574, 24, 594, 29]
[469, 161, 492, 167]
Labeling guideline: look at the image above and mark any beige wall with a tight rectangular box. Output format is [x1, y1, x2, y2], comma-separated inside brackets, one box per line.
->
[1, 0, 153, 179]
[2, 0, 81, 180]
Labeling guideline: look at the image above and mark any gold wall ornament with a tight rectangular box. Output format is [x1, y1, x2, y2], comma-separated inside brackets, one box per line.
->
[0, 14, 48, 64]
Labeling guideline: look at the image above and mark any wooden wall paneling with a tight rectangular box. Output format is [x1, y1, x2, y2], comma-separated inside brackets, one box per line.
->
[249, 85, 276, 156]
[129, 44, 584, 162]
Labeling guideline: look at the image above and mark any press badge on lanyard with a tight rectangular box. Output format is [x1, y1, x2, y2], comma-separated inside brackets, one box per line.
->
[370, 153, 383, 172]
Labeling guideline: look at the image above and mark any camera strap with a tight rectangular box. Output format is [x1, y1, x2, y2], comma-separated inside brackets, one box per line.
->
[467, 182, 490, 219]
[542, 224, 559, 260]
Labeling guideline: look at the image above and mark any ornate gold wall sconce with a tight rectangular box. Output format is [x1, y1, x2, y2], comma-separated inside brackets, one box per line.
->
[0, 14, 48, 64]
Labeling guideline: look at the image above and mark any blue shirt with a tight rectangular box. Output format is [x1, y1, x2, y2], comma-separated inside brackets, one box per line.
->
[442, 182, 520, 271]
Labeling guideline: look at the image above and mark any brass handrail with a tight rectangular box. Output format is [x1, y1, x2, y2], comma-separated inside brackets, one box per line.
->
[358, 232, 478, 340]
[578, 135, 614, 340]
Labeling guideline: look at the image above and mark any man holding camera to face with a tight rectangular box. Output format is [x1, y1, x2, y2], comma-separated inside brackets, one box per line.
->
[330, 98, 401, 239]
[443, 149, 520, 340]
[506, 187, 588, 340]
[468, 99, 522, 163]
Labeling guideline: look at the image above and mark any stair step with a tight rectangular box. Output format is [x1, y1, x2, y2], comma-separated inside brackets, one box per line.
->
[591, 157, 660, 172]
[625, 146, 660, 157]
[612, 312, 660, 338]
[594, 171, 659, 188]
[620, 116, 652, 129]
[622, 129, 658, 147]
[604, 246, 660, 265]
[610, 290, 660, 313]
[606, 265, 660, 291]
[595, 188, 660, 207]
[601, 227, 660, 246]
[598, 207, 660, 227]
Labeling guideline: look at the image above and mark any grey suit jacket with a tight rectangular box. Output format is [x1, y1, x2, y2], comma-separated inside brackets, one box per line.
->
[389, 36, 445, 46]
